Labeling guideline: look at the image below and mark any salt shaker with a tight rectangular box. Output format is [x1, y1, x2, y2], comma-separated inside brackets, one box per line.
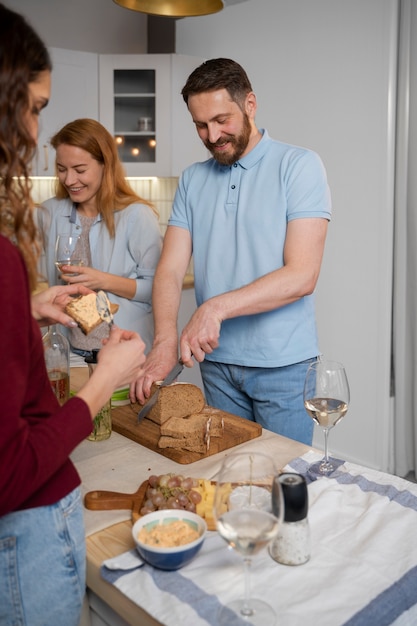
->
[269, 472, 310, 565]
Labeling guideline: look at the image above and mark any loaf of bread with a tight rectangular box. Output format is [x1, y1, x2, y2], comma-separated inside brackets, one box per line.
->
[65, 292, 119, 334]
[145, 382, 205, 425]
[158, 406, 224, 453]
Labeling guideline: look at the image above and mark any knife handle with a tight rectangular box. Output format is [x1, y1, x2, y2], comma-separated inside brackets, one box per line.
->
[160, 359, 184, 388]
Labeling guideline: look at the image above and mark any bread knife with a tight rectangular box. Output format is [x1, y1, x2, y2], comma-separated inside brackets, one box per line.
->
[137, 359, 184, 423]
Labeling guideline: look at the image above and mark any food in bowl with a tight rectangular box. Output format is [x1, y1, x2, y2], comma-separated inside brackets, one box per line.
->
[138, 519, 200, 547]
[132, 509, 207, 570]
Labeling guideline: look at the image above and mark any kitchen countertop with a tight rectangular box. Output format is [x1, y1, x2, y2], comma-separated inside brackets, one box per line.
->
[71, 368, 417, 626]
[70, 368, 311, 625]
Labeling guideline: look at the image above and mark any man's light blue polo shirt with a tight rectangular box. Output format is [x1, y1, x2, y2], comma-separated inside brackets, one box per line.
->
[169, 130, 331, 368]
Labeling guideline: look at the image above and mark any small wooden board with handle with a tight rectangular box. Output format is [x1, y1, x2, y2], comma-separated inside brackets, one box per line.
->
[84, 480, 149, 524]
[84, 478, 218, 530]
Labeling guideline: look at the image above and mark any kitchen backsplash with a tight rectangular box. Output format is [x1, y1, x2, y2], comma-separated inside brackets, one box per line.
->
[30, 176, 178, 235]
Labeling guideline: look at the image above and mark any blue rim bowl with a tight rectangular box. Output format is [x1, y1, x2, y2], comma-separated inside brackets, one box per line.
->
[132, 509, 207, 571]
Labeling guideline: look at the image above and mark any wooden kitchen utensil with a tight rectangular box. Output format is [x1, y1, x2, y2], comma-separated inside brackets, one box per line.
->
[84, 480, 148, 523]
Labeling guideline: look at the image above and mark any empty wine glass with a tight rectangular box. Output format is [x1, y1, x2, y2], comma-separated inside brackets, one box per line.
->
[55, 234, 85, 277]
[303, 358, 350, 479]
[213, 451, 283, 625]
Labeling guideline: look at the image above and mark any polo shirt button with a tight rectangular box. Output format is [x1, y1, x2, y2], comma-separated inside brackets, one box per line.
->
[233, 163, 238, 167]
[231, 185, 236, 189]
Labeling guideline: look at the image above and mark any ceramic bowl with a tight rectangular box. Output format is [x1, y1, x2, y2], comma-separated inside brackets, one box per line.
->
[132, 509, 207, 570]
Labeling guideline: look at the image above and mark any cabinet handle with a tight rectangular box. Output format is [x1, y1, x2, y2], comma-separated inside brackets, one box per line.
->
[43, 144, 48, 171]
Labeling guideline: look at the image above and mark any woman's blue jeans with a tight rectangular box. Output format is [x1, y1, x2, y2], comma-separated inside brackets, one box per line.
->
[199, 358, 316, 445]
[0, 486, 86, 626]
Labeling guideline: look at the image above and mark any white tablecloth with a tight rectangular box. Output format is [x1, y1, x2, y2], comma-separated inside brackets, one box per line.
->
[100, 451, 417, 626]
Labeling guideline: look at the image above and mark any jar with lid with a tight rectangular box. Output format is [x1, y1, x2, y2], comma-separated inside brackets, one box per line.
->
[269, 472, 310, 565]
[43, 325, 70, 405]
[85, 349, 112, 441]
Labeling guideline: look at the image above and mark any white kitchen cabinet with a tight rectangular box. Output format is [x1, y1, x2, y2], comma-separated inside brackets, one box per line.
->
[99, 54, 208, 176]
[34, 48, 99, 175]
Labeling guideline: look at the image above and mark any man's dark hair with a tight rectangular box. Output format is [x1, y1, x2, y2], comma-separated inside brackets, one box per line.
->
[181, 58, 253, 109]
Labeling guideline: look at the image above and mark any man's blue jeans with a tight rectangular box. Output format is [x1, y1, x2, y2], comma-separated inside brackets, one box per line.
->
[199, 358, 316, 445]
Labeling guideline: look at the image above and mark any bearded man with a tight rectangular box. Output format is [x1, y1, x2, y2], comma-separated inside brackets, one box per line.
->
[132, 58, 331, 445]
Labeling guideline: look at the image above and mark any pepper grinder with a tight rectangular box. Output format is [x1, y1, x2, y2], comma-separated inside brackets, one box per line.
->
[269, 472, 310, 565]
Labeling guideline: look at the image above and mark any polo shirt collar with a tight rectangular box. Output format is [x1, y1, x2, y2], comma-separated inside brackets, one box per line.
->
[235, 128, 269, 170]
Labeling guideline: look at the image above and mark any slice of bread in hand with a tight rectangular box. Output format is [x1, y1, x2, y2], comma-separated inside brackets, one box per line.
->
[145, 382, 205, 425]
[65, 293, 119, 335]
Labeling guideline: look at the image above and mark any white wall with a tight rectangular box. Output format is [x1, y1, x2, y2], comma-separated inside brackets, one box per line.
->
[5, 0, 148, 53]
[176, 0, 398, 471]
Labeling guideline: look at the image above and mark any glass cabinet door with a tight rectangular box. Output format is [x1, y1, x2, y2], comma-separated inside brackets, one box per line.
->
[113, 69, 156, 164]
[100, 55, 171, 176]
[99, 54, 207, 177]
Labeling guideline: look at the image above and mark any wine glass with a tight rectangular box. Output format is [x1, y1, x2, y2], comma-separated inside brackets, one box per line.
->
[303, 358, 350, 479]
[213, 451, 284, 625]
[55, 234, 85, 277]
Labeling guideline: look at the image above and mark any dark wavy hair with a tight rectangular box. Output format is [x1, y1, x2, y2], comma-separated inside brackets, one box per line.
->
[50, 118, 157, 238]
[0, 3, 52, 290]
[181, 58, 253, 110]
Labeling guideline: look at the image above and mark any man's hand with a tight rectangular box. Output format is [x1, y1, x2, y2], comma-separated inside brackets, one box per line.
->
[130, 342, 178, 404]
[179, 300, 221, 363]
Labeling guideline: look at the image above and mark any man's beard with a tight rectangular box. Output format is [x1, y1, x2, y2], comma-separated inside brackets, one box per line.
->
[205, 113, 252, 166]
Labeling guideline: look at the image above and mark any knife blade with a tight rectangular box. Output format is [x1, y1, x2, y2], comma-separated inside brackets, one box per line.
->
[96, 290, 114, 327]
[137, 359, 184, 423]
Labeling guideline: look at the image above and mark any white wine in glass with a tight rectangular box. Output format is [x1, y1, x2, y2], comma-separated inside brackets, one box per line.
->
[303, 358, 350, 478]
[213, 452, 283, 625]
[55, 234, 85, 277]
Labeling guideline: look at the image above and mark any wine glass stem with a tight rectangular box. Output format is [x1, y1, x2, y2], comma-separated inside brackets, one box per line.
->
[242, 557, 254, 617]
[323, 427, 330, 463]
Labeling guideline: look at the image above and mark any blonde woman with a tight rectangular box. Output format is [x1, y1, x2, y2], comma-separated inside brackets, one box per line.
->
[37, 118, 162, 357]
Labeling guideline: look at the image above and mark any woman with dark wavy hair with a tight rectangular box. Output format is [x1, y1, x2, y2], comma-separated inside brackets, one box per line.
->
[0, 4, 146, 624]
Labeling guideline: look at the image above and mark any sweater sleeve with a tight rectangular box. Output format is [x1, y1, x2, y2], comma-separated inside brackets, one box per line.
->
[0, 235, 93, 514]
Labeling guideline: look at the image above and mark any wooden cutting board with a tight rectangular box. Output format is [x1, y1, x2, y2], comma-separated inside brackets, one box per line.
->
[111, 404, 262, 464]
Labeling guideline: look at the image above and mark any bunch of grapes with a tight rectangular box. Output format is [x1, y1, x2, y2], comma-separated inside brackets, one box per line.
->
[140, 473, 202, 515]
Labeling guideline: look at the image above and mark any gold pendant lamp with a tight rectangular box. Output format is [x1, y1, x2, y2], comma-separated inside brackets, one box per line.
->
[113, 0, 224, 17]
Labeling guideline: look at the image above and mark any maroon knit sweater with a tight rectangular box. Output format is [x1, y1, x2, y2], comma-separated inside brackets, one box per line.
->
[0, 234, 93, 515]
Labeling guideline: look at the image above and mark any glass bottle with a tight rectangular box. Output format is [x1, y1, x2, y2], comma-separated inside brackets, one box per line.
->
[85, 349, 112, 442]
[43, 325, 70, 406]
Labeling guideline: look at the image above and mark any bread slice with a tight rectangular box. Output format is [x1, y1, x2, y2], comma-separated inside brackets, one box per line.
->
[145, 382, 205, 425]
[160, 408, 224, 439]
[158, 407, 224, 454]
[158, 435, 208, 454]
[65, 293, 119, 334]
